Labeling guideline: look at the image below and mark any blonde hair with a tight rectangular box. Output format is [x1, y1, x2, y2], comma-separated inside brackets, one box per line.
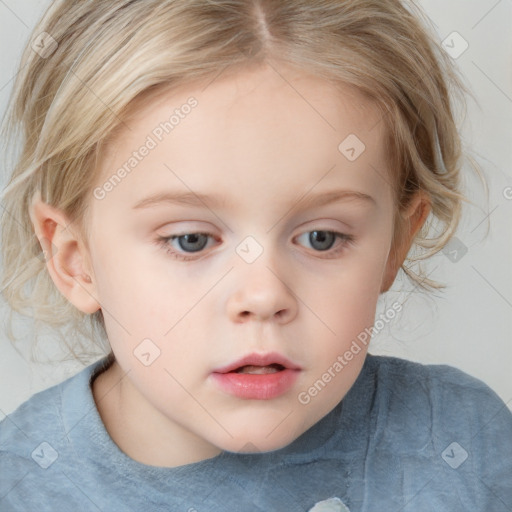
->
[0, 0, 480, 361]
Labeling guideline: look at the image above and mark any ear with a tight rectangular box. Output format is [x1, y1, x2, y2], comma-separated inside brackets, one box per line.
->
[380, 191, 431, 293]
[29, 191, 101, 314]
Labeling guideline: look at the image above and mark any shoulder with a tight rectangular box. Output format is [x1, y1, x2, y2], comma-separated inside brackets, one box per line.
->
[368, 356, 512, 480]
[0, 356, 111, 510]
[343, 354, 512, 508]
[364, 353, 510, 418]
[362, 353, 512, 434]
[0, 357, 105, 452]
[1, 377, 66, 457]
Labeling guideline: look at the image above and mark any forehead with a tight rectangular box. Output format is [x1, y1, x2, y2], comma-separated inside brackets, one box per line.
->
[94, 63, 391, 213]
[118, 63, 384, 148]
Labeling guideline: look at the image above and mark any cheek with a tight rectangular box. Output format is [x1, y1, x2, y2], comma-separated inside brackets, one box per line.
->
[90, 243, 214, 358]
[310, 283, 379, 365]
[296, 245, 389, 372]
[87, 240, 160, 338]
[310, 252, 388, 323]
[90, 233, 162, 303]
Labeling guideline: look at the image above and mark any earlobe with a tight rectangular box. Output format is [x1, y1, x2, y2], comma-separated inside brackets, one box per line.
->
[380, 191, 431, 293]
[30, 192, 100, 314]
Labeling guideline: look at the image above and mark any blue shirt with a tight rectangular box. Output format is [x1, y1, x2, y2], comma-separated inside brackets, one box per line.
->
[1, 353, 511, 511]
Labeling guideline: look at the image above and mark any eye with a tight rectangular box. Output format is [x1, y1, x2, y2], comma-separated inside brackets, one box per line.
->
[172, 233, 209, 252]
[157, 229, 353, 262]
[157, 232, 218, 261]
[295, 230, 353, 257]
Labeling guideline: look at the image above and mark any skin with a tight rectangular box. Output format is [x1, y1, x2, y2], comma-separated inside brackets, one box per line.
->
[31, 62, 428, 468]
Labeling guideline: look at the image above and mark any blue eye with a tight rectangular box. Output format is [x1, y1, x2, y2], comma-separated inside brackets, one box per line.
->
[157, 229, 353, 262]
[305, 230, 336, 251]
[295, 230, 353, 256]
[172, 233, 209, 253]
[157, 232, 215, 260]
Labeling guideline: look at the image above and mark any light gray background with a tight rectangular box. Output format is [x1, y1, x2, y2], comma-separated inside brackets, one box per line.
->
[0, 0, 511, 418]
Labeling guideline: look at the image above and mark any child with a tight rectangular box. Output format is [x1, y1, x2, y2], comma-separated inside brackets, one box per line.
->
[0, 1, 510, 511]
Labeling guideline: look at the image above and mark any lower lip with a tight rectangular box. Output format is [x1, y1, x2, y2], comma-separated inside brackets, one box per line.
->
[211, 369, 300, 400]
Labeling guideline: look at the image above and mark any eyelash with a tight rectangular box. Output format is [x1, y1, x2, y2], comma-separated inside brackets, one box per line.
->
[156, 230, 354, 262]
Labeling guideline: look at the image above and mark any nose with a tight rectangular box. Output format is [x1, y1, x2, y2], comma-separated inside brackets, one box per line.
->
[226, 257, 298, 325]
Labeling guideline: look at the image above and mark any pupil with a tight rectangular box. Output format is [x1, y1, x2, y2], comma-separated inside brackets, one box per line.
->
[310, 231, 335, 251]
[178, 233, 208, 252]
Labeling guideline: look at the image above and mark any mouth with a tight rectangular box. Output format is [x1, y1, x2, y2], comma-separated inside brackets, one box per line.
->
[213, 352, 301, 375]
[233, 363, 286, 375]
[211, 353, 301, 400]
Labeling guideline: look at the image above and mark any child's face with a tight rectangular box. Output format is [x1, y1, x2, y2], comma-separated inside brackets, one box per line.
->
[84, 64, 397, 464]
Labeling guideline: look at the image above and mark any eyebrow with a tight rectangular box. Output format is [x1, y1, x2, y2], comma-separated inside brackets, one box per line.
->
[132, 189, 376, 211]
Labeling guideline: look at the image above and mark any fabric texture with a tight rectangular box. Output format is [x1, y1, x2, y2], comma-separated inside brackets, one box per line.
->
[1, 353, 511, 512]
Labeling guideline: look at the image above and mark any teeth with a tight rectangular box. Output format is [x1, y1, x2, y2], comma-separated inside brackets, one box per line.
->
[235, 364, 284, 375]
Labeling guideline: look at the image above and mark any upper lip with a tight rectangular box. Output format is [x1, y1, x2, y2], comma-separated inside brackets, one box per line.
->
[213, 352, 302, 374]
